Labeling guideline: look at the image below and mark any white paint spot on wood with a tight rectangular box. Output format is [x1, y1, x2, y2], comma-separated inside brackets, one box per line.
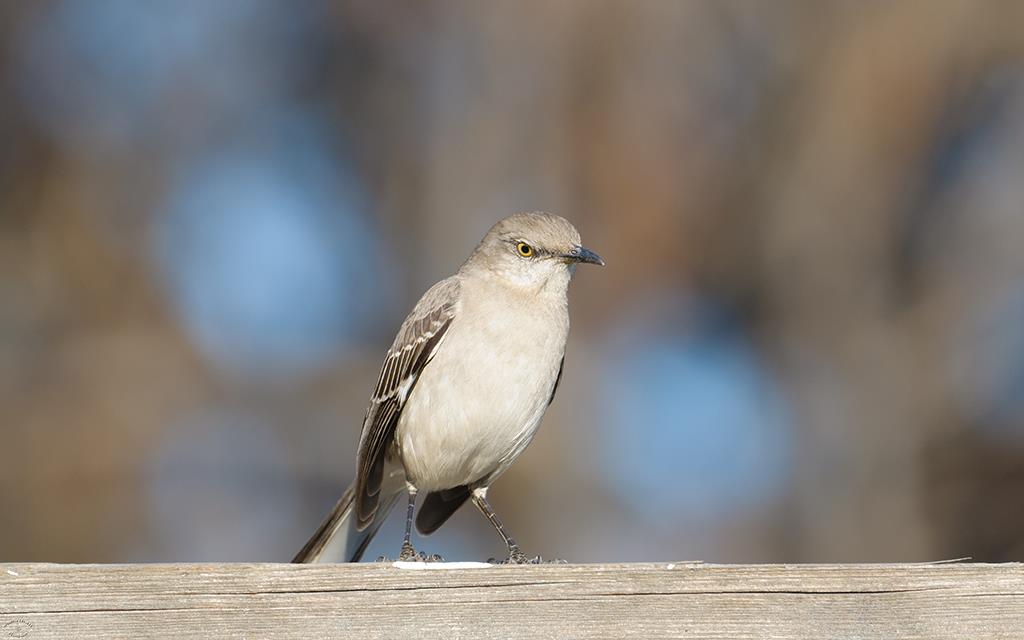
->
[393, 561, 492, 570]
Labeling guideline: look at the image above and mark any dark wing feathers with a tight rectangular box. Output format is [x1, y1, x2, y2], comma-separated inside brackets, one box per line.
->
[416, 485, 471, 535]
[354, 277, 459, 530]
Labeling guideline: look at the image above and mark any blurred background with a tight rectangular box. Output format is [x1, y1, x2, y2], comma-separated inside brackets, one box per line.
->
[2, 0, 1024, 564]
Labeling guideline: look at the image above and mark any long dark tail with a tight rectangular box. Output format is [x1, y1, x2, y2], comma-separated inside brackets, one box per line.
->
[292, 481, 402, 563]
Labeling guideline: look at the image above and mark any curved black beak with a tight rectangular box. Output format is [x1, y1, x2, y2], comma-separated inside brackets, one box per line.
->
[566, 245, 605, 266]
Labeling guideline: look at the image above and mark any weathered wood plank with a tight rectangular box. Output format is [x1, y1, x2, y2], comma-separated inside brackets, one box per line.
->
[1, 562, 1022, 639]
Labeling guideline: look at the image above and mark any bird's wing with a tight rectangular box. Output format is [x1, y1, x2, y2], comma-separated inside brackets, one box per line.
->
[353, 276, 460, 530]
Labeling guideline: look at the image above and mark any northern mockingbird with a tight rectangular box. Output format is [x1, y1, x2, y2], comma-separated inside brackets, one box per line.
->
[292, 212, 603, 564]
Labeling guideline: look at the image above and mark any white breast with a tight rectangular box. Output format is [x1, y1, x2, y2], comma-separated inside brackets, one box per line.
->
[396, 277, 569, 492]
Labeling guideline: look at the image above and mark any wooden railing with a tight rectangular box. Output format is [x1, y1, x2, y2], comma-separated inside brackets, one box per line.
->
[2, 561, 1022, 638]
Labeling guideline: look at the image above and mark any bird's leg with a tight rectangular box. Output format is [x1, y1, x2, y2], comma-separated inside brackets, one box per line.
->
[471, 488, 533, 564]
[398, 484, 420, 561]
[388, 484, 444, 562]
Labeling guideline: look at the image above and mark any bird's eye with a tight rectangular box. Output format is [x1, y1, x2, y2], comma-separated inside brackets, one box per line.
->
[516, 242, 534, 257]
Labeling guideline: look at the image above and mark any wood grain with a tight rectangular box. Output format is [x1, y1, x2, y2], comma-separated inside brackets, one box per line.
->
[1, 562, 1022, 639]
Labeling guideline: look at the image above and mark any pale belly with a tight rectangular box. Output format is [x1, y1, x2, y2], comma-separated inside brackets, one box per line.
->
[395, 307, 567, 492]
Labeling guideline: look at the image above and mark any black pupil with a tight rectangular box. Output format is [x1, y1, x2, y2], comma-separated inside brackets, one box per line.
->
[520, 244, 531, 255]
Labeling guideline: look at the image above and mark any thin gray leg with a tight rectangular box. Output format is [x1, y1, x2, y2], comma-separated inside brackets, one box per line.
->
[471, 488, 530, 564]
[398, 485, 419, 561]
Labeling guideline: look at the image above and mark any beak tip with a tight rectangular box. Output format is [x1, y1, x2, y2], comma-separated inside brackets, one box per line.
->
[571, 245, 604, 266]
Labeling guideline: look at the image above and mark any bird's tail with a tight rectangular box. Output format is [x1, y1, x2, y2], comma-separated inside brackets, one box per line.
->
[292, 468, 404, 563]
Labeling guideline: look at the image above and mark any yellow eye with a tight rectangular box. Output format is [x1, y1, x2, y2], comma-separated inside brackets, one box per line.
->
[516, 242, 534, 257]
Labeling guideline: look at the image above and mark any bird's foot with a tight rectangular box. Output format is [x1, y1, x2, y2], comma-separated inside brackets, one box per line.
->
[487, 552, 569, 561]
[398, 542, 420, 561]
[378, 553, 445, 562]
[488, 554, 538, 564]
[395, 543, 444, 562]
[488, 549, 561, 565]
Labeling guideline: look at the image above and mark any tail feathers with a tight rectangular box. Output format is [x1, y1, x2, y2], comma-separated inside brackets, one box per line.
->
[293, 475, 403, 563]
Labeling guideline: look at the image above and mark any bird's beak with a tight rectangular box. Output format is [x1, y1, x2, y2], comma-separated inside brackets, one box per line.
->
[565, 245, 605, 266]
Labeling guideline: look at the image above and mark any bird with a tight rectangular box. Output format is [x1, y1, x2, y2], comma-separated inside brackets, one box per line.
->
[292, 212, 603, 564]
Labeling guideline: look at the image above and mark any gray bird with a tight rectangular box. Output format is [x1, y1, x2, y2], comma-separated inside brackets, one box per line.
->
[292, 212, 603, 564]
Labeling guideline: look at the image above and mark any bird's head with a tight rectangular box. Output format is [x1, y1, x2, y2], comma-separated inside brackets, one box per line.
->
[462, 212, 604, 291]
